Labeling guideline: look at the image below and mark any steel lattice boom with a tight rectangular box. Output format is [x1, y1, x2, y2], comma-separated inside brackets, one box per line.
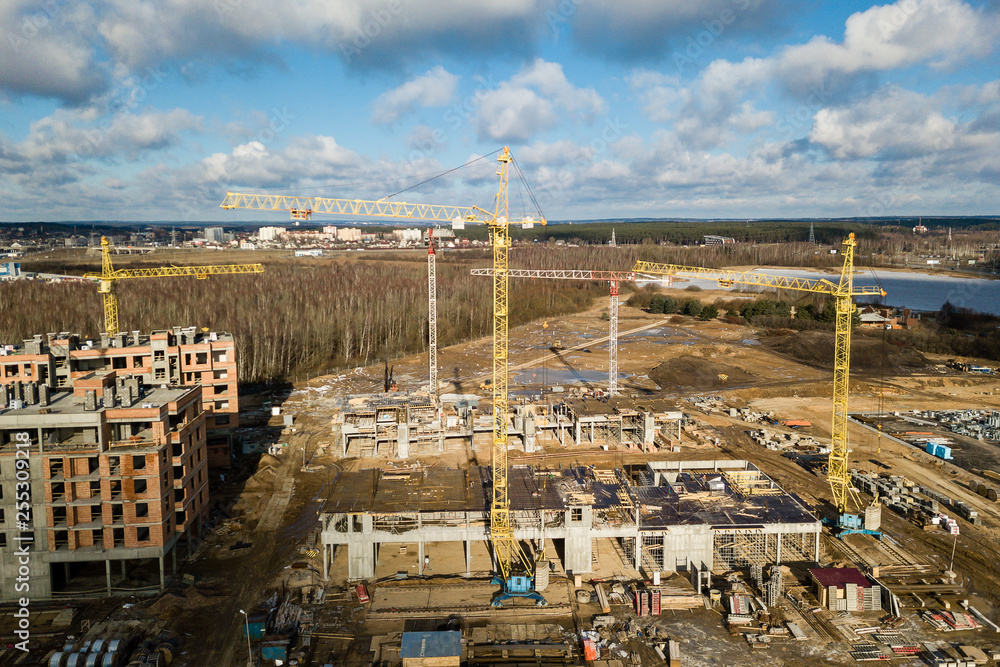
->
[221, 192, 498, 224]
[634, 234, 884, 513]
[221, 148, 547, 596]
[82, 237, 264, 335]
[470, 268, 636, 395]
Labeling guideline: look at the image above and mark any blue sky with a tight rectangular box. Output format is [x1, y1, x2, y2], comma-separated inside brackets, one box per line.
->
[1, 0, 999, 222]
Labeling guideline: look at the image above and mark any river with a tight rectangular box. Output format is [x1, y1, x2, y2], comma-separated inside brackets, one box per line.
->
[661, 268, 1000, 315]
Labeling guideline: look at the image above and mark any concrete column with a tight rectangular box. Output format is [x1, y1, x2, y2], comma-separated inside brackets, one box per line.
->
[643, 413, 655, 452]
[524, 414, 536, 453]
[106, 560, 112, 595]
[418, 542, 425, 574]
[464, 541, 471, 576]
[172, 545, 177, 574]
[397, 423, 409, 459]
[634, 536, 641, 571]
[64, 563, 71, 583]
[121, 561, 127, 581]
[347, 540, 376, 580]
[814, 531, 820, 563]
[776, 532, 782, 565]
[323, 544, 330, 581]
[158, 556, 165, 591]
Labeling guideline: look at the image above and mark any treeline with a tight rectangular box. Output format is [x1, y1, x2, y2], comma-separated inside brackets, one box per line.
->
[0, 255, 607, 384]
[506, 220, 879, 246]
[624, 288, 718, 320]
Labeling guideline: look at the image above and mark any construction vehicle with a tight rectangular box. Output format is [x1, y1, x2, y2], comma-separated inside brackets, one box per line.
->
[222, 147, 549, 606]
[83, 237, 264, 335]
[635, 234, 886, 536]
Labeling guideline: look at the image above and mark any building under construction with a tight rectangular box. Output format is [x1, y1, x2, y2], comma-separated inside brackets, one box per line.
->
[0, 375, 209, 601]
[333, 392, 684, 458]
[318, 459, 821, 582]
[1, 328, 240, 467]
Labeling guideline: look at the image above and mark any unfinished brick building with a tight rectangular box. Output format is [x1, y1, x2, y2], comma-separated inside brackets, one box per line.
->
[0, 372, 208, 601]
[0, 327, 238, 467]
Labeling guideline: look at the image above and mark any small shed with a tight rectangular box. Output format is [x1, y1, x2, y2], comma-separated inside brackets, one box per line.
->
[809, 567, 881, 612]
[400, 631, 462, 667]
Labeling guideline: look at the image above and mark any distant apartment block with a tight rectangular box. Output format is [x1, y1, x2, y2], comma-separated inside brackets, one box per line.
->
[0, 376, 208, 600]
[0, 328, 239, 468]
[258, 226, 286, 241]
[204, 226, 225, 243]
[392, 229, 422, 242]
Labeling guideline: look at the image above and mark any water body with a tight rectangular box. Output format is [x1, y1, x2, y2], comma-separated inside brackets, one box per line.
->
[656, 269, 1000, 315]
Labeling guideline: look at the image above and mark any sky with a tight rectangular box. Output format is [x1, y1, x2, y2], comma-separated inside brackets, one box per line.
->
[1, 0, 999, 223]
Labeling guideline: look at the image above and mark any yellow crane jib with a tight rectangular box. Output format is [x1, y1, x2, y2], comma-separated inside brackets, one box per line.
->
[633, 234, 886, 519]
[221, 147, 547, 605]
[82, 237, 264, 336]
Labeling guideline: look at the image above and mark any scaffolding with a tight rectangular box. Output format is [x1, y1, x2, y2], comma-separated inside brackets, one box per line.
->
[713, 531, 819, 571]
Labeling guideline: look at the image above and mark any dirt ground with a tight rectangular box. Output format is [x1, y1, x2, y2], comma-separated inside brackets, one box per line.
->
[51, 300, 999, 667]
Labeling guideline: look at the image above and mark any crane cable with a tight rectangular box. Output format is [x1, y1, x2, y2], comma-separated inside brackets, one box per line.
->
[381, 149, 503, 201]
[861, 244, 889, 456]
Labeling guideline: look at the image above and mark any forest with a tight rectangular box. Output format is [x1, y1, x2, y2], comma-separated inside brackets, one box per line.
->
[3, 236, 997, 385]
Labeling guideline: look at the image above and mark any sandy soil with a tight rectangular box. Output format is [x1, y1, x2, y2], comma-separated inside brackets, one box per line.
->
[134, 302, 1000, 666]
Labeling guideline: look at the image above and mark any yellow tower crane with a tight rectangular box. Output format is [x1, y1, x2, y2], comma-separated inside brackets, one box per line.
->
[634, 234, 885, 528]
[221, 147, 548, 605]
[83, 237, 265, 335]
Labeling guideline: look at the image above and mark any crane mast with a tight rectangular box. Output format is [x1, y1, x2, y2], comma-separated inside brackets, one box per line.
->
[222, 148, 547, 603]
[635, 234, 883, 516]
[470, 268, 636, 397]
[83, 237, 265, 335]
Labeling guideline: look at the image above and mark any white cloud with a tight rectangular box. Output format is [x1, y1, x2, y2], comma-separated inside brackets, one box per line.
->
[569, 0, 782, 61]
[17, 107, 203, 163]
[631, 58, 773, 148]
[0, 2, 107, 103]
[372, 66, 458, 124]
[807, 84, 1000, 193]
[472, 60, 605, 142]
[809, 88, 955, 159]
[95, 0, 543, 71]
[775, 0, 999, 94]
